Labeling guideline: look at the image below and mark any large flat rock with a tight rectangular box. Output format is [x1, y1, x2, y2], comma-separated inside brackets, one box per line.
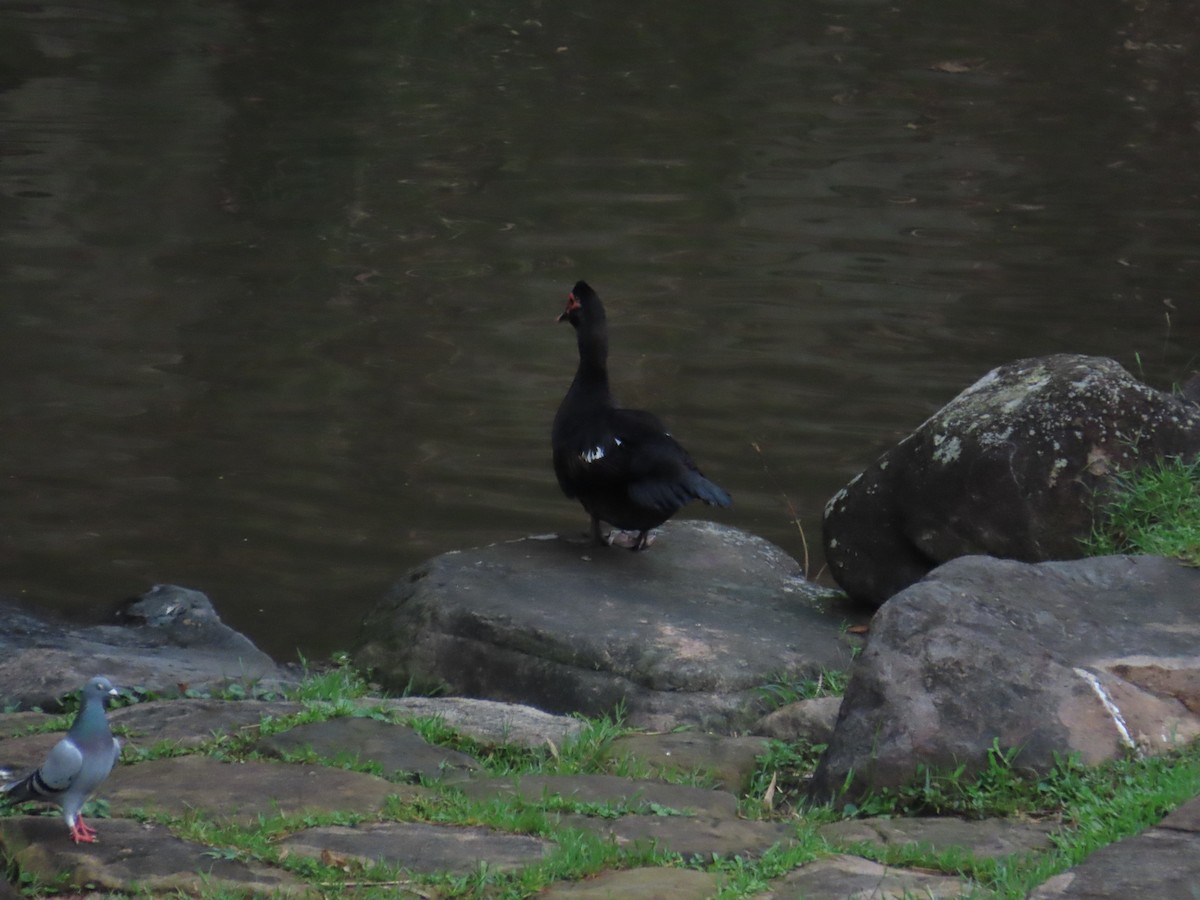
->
[104, 756, 420, 822]
[354, 522, 862, 732]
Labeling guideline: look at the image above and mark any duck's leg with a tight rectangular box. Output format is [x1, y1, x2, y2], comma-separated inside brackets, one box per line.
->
[607, 529, 654, 550]
[590, 514, 606, 546]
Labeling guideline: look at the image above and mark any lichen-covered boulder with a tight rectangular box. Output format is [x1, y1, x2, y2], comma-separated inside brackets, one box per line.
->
[823, 354, 1200, 606]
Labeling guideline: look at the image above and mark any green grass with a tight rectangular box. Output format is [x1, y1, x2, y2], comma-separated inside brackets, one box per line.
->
[288, 651, 375, 703]
[1087, 454, 1200, 564]
[755, 667, 849, 711]
[813, 740, 1200, 898]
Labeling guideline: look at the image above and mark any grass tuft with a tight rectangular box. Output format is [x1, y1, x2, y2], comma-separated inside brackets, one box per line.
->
[1087, 455, 1200, 564]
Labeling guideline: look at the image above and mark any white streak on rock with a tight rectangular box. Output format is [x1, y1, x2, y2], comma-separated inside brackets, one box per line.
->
[1074, 667, 1140, 756]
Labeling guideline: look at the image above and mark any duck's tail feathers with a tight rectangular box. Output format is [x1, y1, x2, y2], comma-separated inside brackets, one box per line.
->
[685, 472, 732, 508]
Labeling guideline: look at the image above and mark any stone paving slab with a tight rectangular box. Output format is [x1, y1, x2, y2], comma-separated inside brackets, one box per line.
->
[609, 732, 770, 793]
[558, 811, 795, 860]
[372, 696, 586, 749]
[257, 716, 481, 781]
[279, 820, 553, 874]
[540, 866, 723, 898]
[755, 853, 972, 899]
[0, 816, 311, 897]
[108, 698, 304, 751]
[0, 711, 52, 740]
[1029, 796, 1200, 899]
[104, 756, 423, 823]
[820, 814, 1058, 858]
[459, 773, 740, 818]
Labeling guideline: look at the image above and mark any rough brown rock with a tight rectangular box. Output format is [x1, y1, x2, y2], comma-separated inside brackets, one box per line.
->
[810, 554, 1200, 804]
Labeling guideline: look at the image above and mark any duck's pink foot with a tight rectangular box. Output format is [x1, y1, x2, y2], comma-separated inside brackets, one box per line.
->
[608, 529, 654, 550]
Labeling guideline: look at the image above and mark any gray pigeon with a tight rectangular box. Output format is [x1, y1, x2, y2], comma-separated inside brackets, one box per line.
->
[1, 676, 121, 843]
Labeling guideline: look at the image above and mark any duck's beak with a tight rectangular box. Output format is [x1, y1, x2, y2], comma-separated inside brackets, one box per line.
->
[557, 294, 581, 322]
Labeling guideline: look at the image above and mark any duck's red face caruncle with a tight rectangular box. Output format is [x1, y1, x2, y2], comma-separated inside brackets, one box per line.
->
[557, 291, 583, 323]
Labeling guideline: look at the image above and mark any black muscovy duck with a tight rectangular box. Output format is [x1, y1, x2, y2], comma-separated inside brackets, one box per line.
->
[551, 281, 732, 550]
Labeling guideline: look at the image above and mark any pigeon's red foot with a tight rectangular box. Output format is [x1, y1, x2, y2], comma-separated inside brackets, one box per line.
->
[70, 818, 98, 843]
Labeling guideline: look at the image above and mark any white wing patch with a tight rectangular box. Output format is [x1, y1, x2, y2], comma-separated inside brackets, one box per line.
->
[580, 437, 622, 464]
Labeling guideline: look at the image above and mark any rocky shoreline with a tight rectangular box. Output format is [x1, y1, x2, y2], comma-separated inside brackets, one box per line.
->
[4, 688, 1197, 898]
[2, 544, 1199, 897]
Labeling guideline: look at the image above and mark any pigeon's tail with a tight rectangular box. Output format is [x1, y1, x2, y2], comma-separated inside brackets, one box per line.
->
[2, 771, 54, 805]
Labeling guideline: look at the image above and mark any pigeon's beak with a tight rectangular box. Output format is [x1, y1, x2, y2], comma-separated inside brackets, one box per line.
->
[108, 687, 119, 697]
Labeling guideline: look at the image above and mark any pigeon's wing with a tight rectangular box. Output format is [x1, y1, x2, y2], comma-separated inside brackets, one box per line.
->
[37, 736, 85, 793]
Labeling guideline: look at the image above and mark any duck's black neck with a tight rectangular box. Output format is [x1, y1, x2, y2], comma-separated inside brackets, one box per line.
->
[571, 323, 611, 400]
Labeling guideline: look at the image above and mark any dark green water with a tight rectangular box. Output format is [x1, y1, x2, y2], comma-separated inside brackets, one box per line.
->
[0, 1, 1196, 658]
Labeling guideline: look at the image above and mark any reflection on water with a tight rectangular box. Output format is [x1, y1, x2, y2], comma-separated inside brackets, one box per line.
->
[0, 1, 1197, 658]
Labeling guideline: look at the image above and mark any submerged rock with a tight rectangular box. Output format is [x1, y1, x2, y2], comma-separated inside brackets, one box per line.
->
[0, 585, 297, 709]
[352, 521, 863, 732]
[809, 554, 1200, 805]
[823, 354, 1200, 606]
